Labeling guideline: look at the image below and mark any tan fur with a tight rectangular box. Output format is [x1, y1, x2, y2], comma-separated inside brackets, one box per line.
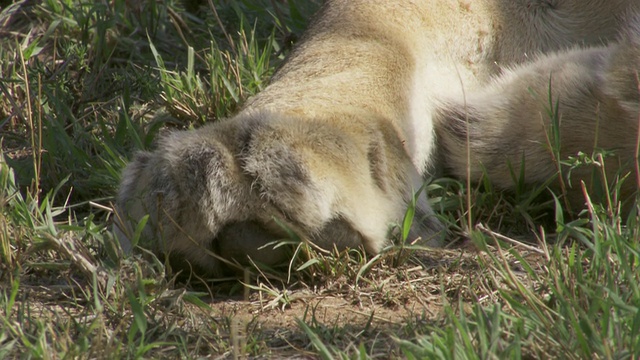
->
[115, 0, 640, 275]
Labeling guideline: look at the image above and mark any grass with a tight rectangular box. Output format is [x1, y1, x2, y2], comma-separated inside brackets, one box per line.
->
[1, 0, 639, 358]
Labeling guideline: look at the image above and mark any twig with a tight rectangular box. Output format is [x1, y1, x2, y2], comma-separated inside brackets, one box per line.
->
[476, 223, 545, 254]
[44, 233, 108, 287]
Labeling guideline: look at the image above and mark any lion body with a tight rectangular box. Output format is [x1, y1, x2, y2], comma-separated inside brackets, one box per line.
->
[116, 0, 640, 275]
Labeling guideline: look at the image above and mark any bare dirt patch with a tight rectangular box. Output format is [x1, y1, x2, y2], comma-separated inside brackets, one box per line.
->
[2, 233, 548, 358]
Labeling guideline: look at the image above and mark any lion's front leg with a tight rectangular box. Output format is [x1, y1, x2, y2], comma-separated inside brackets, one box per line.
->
[238, 111, 444, 253]
[115, 110, 444, 276]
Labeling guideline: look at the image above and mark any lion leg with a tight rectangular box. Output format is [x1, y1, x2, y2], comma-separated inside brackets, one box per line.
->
[435, 39, 640, 209]
[115, 110, 445, 275]
[239, 111, 444, 253]
[114, 121, 292, 275]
